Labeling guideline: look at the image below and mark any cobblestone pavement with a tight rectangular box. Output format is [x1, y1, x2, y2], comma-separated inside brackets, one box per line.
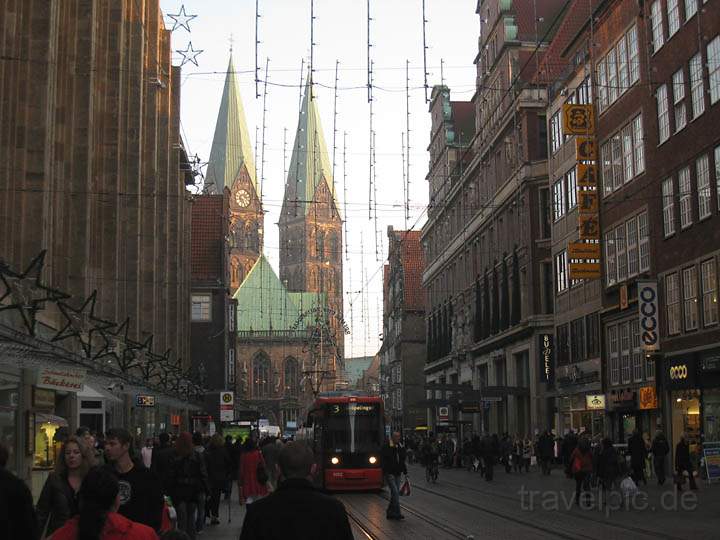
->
[195, 464, 720, 539]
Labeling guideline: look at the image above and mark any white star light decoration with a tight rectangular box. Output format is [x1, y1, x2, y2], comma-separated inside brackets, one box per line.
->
[168, 4, 197, 32]
[176, 41, 203, 67]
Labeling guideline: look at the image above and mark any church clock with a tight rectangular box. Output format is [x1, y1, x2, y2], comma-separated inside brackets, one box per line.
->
[235, 189, 251, 207]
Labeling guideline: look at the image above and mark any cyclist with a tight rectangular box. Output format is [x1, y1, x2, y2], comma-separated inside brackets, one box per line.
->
[421, 434, 440, 483]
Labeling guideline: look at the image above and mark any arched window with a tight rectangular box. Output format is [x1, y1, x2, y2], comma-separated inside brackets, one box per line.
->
[284, 357, 299, 397]
[317, 231, 325, 260]
[328, 231, 338, 261]
[252, 354, 271, 398]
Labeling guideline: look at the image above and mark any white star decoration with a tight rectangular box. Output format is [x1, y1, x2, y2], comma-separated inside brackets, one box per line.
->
[176, 42, 203, 67]
[167, 4, 197, 33]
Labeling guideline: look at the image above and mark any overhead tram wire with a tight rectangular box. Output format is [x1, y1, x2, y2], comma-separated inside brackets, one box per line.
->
[342, 131, 349, 263]
[422, 0, 430, 103]
[405, 58, 412, 227]
[255, 0, 261, 99]
[332, 60, 339, 186]
[260, 57, 270, 201]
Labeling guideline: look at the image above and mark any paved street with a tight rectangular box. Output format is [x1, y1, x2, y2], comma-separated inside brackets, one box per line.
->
[198, 463, 719, 539]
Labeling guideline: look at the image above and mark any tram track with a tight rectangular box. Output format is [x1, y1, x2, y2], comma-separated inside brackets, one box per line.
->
[346, 507, 379, 540]
[416, 478, 689, 540]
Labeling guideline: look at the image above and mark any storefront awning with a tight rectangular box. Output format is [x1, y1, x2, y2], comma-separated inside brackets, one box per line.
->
[36, 413, 68, 427]
[76, 383, 123, 403]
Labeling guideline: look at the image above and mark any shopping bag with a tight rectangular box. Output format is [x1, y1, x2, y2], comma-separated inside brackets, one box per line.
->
[399, 475, 411, 496]
[530, 456, 537, 467]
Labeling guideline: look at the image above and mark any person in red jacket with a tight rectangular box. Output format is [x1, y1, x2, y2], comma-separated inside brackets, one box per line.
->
[51, 466, 157, 540]
[238, 434, 268, 505]
[570, 437, 594, 507]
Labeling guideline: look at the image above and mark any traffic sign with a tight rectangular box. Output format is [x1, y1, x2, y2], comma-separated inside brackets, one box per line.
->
[219, 391, 234, 422]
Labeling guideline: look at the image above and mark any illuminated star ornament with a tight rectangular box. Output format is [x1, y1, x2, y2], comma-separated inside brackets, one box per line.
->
[176, 41, 203, 67]
[0, 251, 69, 335]
[52, 291, 114, 357]
[167, 4, 197, 32]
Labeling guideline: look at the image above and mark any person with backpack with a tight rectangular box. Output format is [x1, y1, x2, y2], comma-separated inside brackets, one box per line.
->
[168, 432, 208, 539]
[570, 437, 593, 506]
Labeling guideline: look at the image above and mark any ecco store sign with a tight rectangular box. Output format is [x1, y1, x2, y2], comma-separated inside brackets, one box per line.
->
[669, 365, 688, 380]
[638, 281, 659, 352]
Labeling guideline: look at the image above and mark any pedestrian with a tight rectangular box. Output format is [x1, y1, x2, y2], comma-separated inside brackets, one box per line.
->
[190, 432, 207, 533]
[481, 434, 497, 481]
[223, 435, 237, 500]
[562, 430, 578, 478]
[151, 432, 176, 495]
[168, 432, 208, 539]
[628, 429, 647, 485]
[36, 434, 95, 537]
[0, 442, 38, 540]
[381, 431, 407, 520]
[537, 430, 554, 475]
[675, 433, 698, 491]
[500, 433, 512, 473]
[522, 436, 533, 473]
[570, 437, 593, 506]
[597, 438, 619, 492]
[104, 427, 164, 532]
[651, 431, 670, 486]
[140, 439, 153, 469]
[260, 436, 282, 491]
[239, 441, 353, 540]
[76, 427, 104, 467]
[204, 434, 231, 525]
[50, 466, 157, 540]
[511, 435, 522, 473]
[238, 433, 269, 505]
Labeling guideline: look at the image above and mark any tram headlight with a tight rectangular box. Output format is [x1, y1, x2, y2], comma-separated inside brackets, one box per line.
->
[368, 456, 377, 465]
[331, 456, 340, 465]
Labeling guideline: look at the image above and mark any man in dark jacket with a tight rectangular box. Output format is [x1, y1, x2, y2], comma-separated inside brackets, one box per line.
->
[675, 433, 698, 491]
[651, 431, 670, 486]
[537, 430, 554, 475]
[381, 431, 407, 520]
[150, 432, 175, 493]
[0, 443, 37, 540]
[239, 441, 353, 540]
[628, 430, 648, 485]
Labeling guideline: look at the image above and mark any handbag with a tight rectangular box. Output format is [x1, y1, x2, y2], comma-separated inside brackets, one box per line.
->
[399, 475, 411, 496]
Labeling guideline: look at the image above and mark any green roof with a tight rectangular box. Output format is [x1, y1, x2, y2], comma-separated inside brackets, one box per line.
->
[206, 56, 256, 193]
[282, 77, 338, 216]
[344, 356, 374, 384]
[233, 255, 327, 333]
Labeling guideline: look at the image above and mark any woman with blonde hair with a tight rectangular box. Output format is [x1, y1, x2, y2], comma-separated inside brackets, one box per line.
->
[36, 435, 95, 537]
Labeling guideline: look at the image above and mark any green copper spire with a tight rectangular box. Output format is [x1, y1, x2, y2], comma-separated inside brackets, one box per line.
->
[206, 55, 256, 193]
[283, 77, 338, 215]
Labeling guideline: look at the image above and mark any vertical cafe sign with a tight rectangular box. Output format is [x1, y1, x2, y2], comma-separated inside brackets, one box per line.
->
[638, 280, 660, 351]
[539, 334, 554, 385]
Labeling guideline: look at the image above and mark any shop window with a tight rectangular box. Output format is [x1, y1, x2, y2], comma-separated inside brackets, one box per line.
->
[704, 388, 720, 443]
[701, 259, 718, 326]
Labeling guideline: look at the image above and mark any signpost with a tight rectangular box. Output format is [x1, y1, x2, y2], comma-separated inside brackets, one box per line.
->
[219, 391, 234, 422]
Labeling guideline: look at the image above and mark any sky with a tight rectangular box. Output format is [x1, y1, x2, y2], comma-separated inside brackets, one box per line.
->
[159, 0, 479, 358]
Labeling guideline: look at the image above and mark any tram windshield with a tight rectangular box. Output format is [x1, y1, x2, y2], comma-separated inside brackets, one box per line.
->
[324, 402, 382, 453]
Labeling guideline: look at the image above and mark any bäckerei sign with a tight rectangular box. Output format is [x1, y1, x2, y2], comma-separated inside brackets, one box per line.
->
[36, 367, 86, 392]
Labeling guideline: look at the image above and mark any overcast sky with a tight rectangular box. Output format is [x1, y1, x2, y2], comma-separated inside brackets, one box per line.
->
[160, 0, 478, 358]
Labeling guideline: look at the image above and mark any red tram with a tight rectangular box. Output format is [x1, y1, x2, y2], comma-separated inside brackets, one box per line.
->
[299, 392, 385, 491]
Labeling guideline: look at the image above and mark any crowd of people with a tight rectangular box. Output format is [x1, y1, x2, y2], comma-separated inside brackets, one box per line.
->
[0, 426, 355, 540]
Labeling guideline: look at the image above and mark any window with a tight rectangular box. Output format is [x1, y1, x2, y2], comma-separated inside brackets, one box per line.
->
[628, 25, 640, 84]
[685, 0, 698, 21]
[616, 224, 627, 282]
[701, 259, 718, 326]
[667, 0, 680, 37]
[553, 179, 565, 221]
[555, 251, 568, 293]
[646, 351, 656, 380]
[622, 124, 634, 182]
[597, 57, 608, 111]
[605, 229, 616, 286]
[638, 211, 650, 272]
[617, 36, 629, 91]
[650, 1, 664, 53]
[566, 168, 577, 210]
[191, 294, 211, 321]
[284, 358, 299, 396]
[626, 217, 638, 277]
[570, 318, 585, 361]
[690, 53, 705, 119]
[620, 322, 631, 384]
[608, 325, 619, 385]
[697, 155, 711, 220]
[666, 272, 681, 335]
[557, 323, 570, 366]
[252, 355, 271, 398]
[607, 47, 618, 104]
[673, 69, 686, 132]
[586, 312, 600, 357]
[657, 85, 670, 143]
[633, 115, 645, 174]
[601, 141, 613, 196]
[611, 134, 623, 190]
[631, 319, 643, 382]
[550, 111, 562, 154]
[662, 178, 676, 236]
[679, 166, 693, 229]
[709, 37, 720, 104]
[683, 267, 699, 331]
[577, 76, 592, 104]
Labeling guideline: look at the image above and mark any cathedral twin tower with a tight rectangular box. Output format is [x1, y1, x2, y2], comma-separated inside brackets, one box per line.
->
[205, 56, 344, 363]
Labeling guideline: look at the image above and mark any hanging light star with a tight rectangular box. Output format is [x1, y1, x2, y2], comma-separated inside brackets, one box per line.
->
[121, 333, 154, 372]
[176, 42, 203, 67]
[93, 317, 130, 365]
[0, 251, 69, 335]
[52, 291, 114, 358]
[167, 4, 197, 32]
